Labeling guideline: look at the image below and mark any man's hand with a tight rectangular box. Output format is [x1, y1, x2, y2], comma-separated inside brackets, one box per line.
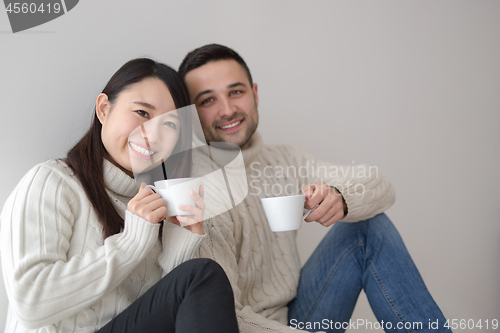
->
[302, 182, 347, 227]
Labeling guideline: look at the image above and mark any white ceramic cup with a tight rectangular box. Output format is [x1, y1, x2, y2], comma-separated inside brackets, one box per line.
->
[260, 194, 314, 232]
[145, 178, 201, 216]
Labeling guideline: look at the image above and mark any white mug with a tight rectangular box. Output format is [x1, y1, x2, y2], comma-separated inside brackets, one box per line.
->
[145, 178, 201, 216]
[260, 194, 314, 232]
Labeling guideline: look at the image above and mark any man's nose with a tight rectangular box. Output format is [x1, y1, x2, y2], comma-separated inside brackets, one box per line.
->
[218, 97, 235, 118]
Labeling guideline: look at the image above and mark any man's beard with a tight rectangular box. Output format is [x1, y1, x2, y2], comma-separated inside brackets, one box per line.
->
[204, 111, 258, 148]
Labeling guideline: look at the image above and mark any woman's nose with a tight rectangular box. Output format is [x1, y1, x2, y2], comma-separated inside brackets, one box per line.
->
[140, 121, 160, 143]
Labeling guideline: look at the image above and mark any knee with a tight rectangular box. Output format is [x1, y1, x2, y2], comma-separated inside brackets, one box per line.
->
[181, 259, 234, 295]
[194, 258, 225, 276]
[364, 213, 405, 249]
[369, 212, 389, 222]
[178, 258, 228, 280]
[327, 213, 396, 243]
[365, 213, 397, 233]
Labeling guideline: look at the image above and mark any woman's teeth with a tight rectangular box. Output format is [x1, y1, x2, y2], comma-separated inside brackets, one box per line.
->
[129, 142, 156, 156]
[220, 120, 241, 129]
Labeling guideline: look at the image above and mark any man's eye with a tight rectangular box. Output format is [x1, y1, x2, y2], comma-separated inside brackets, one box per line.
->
[200, 97, 214, 105]
[136, 110, 149, 118]
[164, 121, 177, 129]
[229, 90, 243, 96]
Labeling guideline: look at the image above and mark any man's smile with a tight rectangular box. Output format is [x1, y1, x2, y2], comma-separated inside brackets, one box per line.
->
[217, 119, 244, 132]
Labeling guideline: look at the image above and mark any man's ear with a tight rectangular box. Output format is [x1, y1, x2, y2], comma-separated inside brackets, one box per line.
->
[252, 83, 259, 107]
[96, 93, 110, 125]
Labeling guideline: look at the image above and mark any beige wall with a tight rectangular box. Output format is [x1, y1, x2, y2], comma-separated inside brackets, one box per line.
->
[1, 1, 499, 331]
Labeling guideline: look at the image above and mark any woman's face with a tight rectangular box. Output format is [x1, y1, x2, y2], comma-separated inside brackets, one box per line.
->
[96, 77, 181, 176]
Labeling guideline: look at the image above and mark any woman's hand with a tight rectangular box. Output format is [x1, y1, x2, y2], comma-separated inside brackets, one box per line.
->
[127, 182, 167, 224]
[168, 184, 205, 235]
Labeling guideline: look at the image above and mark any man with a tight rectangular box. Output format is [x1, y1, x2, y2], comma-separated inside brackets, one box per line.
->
[178, 44, 450, 333]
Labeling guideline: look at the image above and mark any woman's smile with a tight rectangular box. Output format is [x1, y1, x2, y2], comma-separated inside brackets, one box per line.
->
[128, 141, 157, 159]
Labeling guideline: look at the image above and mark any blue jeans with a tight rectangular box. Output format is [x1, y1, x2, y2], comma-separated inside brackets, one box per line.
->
[288, 213, 451, 333]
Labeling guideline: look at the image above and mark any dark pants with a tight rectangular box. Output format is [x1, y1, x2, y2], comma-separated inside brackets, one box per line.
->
[97, 258, 239, 333]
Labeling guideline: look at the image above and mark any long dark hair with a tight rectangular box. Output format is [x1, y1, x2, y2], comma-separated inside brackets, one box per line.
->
[64, 58, 192, 238]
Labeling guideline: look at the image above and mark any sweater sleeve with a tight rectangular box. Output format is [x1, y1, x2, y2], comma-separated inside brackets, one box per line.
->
[0, 163, 160, 329]
[291, 146, 396, 222]
[158, 221, 206, 277]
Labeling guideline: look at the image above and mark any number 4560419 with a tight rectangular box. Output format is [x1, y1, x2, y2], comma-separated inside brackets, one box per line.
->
[5, 3, 61, 14]
[444, 319, 498, 330]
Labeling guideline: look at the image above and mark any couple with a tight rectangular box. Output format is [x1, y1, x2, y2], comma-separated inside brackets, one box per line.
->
[1, 44, 451, 333]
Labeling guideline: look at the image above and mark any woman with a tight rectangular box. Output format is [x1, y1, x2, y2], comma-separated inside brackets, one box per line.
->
[0, 58, 239, 332]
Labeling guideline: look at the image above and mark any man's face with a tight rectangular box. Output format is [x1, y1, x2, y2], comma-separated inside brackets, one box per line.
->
[184, 59, 259, 148]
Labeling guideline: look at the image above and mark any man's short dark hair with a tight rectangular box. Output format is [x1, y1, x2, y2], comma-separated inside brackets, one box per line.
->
[178, 44, 253, 85]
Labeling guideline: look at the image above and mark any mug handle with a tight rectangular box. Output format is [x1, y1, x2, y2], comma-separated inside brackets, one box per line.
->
[302, 200, 319, 221]
[144, 184, 156, 193]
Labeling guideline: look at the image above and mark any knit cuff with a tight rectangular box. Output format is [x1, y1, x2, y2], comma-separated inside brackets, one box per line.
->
[339, 191, 364, 222]
[158, 222, 206, 274]
[118, 210, 161, 259]
[329, 181, 362, 222]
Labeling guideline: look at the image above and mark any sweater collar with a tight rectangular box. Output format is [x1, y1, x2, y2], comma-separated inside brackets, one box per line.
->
[103, 159, 140, 198]
[240, 131, 263, 167]
[193, 130, 264, 168]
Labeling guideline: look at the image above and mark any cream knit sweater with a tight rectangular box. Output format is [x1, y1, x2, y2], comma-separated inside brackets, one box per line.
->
[1, 159, 206, 332]
[192, 131, 396, 333]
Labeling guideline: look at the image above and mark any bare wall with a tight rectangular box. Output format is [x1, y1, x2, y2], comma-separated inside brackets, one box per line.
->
[1, 1, 499, 331]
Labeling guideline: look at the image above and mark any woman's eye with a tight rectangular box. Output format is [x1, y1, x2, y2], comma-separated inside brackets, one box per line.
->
[136, 110, 149, 118]
[164, 121, 177, 129]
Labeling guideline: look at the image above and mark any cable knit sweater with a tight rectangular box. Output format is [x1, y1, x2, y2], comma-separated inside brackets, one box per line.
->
[1, 159, 206, 332]
[191, 131, 396, 333]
